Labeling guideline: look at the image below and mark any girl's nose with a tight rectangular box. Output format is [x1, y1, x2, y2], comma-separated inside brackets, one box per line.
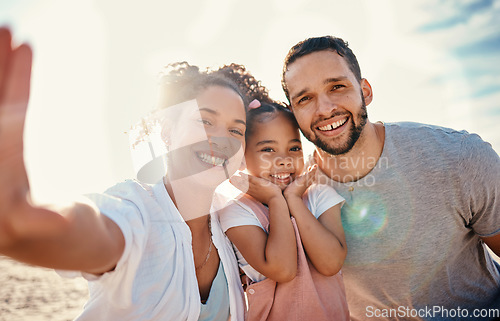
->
[276, 156, 293, 168]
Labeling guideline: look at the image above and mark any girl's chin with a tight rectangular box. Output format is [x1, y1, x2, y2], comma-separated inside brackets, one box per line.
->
[277, 183, 289, 191]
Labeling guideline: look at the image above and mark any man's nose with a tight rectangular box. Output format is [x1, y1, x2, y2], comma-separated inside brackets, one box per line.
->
[316, 93, 337, 116]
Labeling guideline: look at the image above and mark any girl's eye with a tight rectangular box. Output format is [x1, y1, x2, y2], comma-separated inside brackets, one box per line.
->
[260, 147, 274, 152]
[290, 146, 302, 152]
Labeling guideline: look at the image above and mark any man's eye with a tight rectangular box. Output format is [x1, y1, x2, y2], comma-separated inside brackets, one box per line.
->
[298, 96, 310, 104]
[331, 85, 344, 91]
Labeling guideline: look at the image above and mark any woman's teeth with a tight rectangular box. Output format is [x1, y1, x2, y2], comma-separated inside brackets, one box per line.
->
[318, 118, 347, 131]
[197, 152, 226, 166]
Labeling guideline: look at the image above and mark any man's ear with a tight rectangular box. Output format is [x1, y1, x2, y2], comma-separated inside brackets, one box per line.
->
[360, 78, 373, 106]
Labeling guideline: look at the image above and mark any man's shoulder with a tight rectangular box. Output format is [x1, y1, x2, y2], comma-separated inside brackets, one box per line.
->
[385, 122, 497, 166]
[386, 121, 468, 136]
[386, 122, 472, 147]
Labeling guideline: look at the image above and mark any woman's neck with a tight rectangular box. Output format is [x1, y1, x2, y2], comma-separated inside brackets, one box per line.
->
[163, 176, 216, 223]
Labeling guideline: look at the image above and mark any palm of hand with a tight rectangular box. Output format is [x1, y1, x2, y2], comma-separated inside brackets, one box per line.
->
[0, 28, 66, 245]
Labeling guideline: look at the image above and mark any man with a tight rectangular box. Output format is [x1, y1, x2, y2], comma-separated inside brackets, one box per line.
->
[282, 36, 500, 320]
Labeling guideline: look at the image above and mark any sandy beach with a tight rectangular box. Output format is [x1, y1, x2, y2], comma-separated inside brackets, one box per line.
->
[0, 256, 88, 321]
[1, 251, 498, 321]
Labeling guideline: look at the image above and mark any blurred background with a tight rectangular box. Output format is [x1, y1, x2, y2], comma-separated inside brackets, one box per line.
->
[1, 0, 499, 202]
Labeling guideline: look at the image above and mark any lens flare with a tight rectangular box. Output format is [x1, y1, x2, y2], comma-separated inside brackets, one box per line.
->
[341, 192, 388, 238]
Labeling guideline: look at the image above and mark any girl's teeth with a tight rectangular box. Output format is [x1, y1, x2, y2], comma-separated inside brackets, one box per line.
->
[318, 118, 347, 131]
[271, 173, 291, 179]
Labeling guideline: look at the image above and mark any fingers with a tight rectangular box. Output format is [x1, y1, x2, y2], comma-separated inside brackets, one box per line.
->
[3, 44, 32, 113]
[229, 173, 249, 193]
[0, 27, 32, 139]
[297, 164, 318, 184]
[0, 28, 13, 99]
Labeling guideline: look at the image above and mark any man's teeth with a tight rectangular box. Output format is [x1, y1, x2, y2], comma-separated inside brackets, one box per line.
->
[318, 118, 347, 131]
[271, 173, 291, 180]
[198, 152, 226, 166]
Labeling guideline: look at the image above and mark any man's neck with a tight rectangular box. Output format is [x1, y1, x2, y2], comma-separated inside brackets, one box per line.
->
[315, 121, 385, 183]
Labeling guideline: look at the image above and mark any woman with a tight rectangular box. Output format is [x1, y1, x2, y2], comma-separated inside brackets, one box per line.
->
[0, 28, 250, 320]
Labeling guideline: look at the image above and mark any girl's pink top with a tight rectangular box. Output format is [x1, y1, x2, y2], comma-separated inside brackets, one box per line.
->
[239, 194, 350, 321]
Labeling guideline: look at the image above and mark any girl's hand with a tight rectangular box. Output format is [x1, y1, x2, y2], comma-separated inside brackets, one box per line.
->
[283, 165, 318, 200]
[230, 172, 283, 205]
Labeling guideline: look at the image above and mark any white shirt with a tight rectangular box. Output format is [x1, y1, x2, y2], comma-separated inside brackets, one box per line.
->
[60, 179, 245, 321]
[218, 183, 345, 283]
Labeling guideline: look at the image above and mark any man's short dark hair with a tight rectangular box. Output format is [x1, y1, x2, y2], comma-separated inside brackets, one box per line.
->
[281, 36, 362, 102]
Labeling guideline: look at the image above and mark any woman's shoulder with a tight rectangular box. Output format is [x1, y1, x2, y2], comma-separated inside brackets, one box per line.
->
[102, 179, 154, 200]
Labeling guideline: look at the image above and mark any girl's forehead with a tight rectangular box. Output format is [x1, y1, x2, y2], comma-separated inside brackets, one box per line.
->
[250, 113, 301, 141]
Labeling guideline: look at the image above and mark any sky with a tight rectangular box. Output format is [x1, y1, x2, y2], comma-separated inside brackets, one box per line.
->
[1, 0, 499, 202]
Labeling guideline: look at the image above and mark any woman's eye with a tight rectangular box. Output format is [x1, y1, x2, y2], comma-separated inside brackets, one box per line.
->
[260, 147, 274, 152]
[198, 119, 212, 126]
[290, 146, 302, 152]
[230, 129, 244, 136]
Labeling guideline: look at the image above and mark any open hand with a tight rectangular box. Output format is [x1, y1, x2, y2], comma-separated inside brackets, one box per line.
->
[0, 27, 66, 247]
[283, 165, 318, 199]
[230, 172, 283, 205]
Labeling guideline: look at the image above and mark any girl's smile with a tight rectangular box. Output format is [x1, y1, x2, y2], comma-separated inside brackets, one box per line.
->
[244, 113, 304, 190]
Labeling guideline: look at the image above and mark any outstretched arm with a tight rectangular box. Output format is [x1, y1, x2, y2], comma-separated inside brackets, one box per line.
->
[0, 27, 124, 274]
[226, 173, 297, 283]
[284, 166, 347, 276]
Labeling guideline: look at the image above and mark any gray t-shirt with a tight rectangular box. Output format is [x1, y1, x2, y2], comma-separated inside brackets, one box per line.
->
[315, 122, 500, 320]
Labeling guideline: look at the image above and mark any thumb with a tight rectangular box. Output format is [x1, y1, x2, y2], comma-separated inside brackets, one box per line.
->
[302, 165, 318, 186]
[229, 174, 249, 193]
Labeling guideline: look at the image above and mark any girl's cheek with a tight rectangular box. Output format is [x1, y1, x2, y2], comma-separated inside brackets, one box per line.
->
[260, 154, 274, 170]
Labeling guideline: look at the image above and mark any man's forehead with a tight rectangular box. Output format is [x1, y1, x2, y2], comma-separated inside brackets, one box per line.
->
[285, 50, 351, 89]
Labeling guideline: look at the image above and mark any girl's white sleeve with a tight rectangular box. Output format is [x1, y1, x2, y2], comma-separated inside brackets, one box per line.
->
[218, 200, 264, 233]
[306, 183, 345, 219]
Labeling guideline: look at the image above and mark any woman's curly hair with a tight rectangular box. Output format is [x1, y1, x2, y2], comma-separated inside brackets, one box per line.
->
[158, 61, 246, 109]
[133, 61, 249, 146]
[214, 63, 274, 106]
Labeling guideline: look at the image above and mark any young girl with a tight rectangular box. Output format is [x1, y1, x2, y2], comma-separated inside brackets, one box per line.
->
[0, 29, 246, 321]
[218, 99, 350, 321]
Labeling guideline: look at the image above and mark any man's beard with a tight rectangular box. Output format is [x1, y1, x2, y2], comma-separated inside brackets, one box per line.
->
[303, 98, 368, 156]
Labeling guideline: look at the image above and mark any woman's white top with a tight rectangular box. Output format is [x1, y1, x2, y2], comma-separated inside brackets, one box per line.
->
[60, 179, 245, 321]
